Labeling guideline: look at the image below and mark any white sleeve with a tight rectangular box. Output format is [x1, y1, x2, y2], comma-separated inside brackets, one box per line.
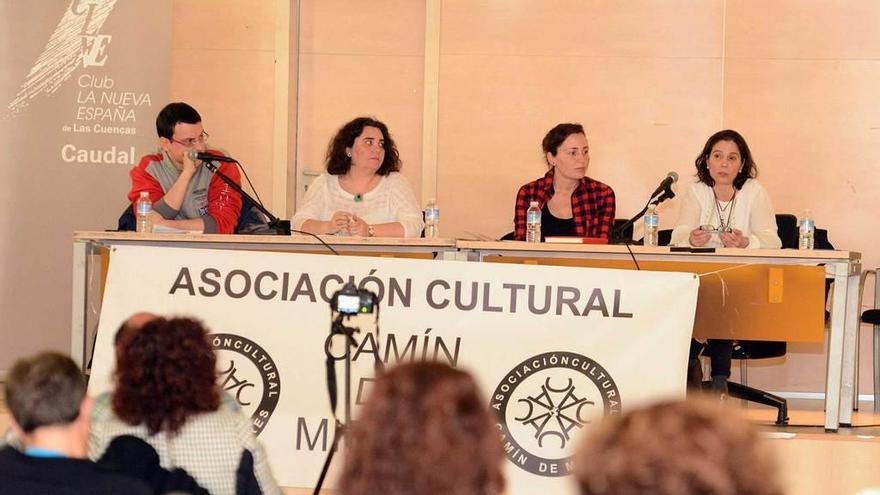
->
[670, 185, 703, 247]
[291, 173, 329, 231]
[388, 174, 425, 238]
[746, 182, 782, 249]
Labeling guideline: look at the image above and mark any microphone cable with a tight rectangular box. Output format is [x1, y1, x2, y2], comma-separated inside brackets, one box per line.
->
[207, 158, 340, 256]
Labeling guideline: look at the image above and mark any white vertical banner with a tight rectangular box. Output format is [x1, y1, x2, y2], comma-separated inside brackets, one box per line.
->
[89, 246, 698, 494]
[0, 0, 171, 371]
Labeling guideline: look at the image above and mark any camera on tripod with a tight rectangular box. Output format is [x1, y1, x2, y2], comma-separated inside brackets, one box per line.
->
[330, 283, 377, 315]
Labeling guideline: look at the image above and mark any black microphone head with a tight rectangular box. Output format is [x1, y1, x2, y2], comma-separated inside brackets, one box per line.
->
[667, 171, 679, 183]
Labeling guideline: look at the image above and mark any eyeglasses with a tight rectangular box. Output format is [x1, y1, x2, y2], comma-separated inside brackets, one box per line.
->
[170, 131, 209, 147]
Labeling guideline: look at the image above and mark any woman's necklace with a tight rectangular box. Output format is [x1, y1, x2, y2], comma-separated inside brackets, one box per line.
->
[713, 188, 737, 231]
[344, 174, 378, 202]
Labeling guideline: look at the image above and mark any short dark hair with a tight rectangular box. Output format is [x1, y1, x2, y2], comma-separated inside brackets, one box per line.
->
[5, 352, 86, 433]
[112, 317, 220, 435]
[325, 117, 401, 176]
[694, 129, 757, 189]
[542, 123, 586, 166]
[156, 102, 201, 140]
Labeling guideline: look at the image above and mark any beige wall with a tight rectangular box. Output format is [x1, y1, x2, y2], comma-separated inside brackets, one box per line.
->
[171, 0, 879, 395]
[170, 0, 278, 212]
[296, 0, 425, 209]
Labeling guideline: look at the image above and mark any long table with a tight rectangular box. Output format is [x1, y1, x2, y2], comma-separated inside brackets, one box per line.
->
[72, 232, 861, 431]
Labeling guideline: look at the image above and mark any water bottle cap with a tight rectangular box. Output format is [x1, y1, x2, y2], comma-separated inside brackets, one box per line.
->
[529, 201, 539, 207]
[140, 191, 149, 198]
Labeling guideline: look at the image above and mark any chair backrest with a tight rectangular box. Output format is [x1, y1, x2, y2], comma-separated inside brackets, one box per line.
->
[775, 213, 798, 249]
[775, 213, 834, 250]
[117, 204, 136, 231]
[658, 229, 672, 247]
[613, 218, 633, 241]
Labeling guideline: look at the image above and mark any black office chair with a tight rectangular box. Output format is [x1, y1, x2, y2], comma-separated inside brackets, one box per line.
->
[713, 214, 832, 424]
[612, 218, 633, 242]
[655, 223, 788, 422]
[859, 270, 880, 411]
[658, 228, 672, 247]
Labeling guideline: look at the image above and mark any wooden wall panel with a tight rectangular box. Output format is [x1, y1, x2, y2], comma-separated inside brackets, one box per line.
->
[171, 0, 880, 396]
[441, 0, 721, 57]
[725, 0, 880, 60]
[721, 0, 880, 395]
[437, 1, 724, 238]
[170, 0, 277, 210]
[295, 0, 425, 207]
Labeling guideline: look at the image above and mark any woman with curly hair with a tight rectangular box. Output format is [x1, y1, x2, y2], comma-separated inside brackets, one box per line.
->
[291, 116, 424, 237]
[339, 361, 505, 495]
[88, 316, 282, 495]
[573, 399, 784, 495]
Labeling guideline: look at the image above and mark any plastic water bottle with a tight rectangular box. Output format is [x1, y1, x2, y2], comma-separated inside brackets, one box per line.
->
[424, 198, 440, 238]
[526, 201, 541, 243]
[799, 209, 815, 250]
[644, 204, 659, 246]
[135, 191, 153, 233]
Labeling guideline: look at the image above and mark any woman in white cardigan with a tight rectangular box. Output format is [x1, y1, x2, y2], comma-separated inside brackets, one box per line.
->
[672, 129, 781, 395]
[291, 117, 424, 238]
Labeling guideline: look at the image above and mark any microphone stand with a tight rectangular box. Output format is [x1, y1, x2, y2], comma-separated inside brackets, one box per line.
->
[202, 160, 292, 235]
[610, 187, 676, 244]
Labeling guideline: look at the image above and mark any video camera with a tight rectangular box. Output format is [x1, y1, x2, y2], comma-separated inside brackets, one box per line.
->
[330, 282, 377, 315]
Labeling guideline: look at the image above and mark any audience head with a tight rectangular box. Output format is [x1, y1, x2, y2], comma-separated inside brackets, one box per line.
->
[113, 312, 157, 349]
[694, 129, 756, 189]
[339, 361, 505, 495]
[574, 399, 783, 495]
[112, 316, 220, 435]
[325, 117, 401, 176]
[5, 352, 90, 455]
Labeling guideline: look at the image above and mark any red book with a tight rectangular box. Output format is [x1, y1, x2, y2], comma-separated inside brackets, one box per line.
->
[543, 236, 609, 244]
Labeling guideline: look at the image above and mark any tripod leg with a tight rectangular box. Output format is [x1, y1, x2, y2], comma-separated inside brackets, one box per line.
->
[313, 422, 344, 495]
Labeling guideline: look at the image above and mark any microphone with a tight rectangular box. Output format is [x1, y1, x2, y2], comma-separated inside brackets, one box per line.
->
[186, 149, 238, 163]
[649, 171, 678, 198]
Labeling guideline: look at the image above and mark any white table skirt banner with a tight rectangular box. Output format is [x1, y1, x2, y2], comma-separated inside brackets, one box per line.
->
[88, 244, 699, 494]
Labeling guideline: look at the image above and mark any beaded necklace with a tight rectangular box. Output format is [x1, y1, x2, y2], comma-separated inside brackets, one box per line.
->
[713, 188, 737, 232]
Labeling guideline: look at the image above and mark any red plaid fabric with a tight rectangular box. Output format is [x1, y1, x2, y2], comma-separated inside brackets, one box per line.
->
[513, 169, 616, 240]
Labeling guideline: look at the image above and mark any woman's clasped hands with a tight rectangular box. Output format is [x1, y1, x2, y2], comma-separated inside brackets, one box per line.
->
[329, 211, 369, 236]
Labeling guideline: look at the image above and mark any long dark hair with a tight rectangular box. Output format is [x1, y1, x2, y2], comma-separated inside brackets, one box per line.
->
[325, 117, 401, 176]
[694, 129, 757, 189]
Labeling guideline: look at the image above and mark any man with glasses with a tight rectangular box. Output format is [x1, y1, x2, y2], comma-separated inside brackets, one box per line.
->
[128, 102, 242, 233]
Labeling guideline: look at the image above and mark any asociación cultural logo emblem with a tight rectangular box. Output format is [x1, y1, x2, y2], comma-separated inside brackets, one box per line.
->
[211, 333, 281, 436]
[492, 351, 621, 477]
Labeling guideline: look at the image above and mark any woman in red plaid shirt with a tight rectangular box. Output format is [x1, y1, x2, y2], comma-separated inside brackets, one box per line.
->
[513, 123, 616, 241]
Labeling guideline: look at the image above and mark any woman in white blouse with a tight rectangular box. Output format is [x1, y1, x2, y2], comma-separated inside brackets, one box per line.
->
[672, 129, 781, 395]
[292, 117, 424, 238]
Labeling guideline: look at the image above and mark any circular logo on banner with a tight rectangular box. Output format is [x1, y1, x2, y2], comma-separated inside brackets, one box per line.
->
[211, 333, 281, 436]
[492, 351, 621, 477]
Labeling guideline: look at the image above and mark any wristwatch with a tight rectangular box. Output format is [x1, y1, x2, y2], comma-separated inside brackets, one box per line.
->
[367, 225, 375, 237]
